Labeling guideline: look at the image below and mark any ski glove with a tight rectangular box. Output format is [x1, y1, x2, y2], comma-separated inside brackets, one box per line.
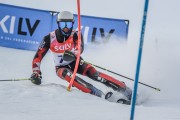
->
[30, 72, 42, 85]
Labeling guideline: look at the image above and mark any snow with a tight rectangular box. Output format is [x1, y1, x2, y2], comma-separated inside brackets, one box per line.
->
[0, 0, 180, 120]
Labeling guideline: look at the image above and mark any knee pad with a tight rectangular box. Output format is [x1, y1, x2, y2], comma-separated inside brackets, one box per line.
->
[85, 66, 100, 80]
[57, 68, 72, 80]
[85, 67, 107, 83]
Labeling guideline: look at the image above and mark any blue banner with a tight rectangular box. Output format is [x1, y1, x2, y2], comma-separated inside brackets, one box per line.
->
[0, 3, 129, 51]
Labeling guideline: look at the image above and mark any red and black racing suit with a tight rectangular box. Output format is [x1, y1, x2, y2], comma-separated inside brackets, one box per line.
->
[32, 29, 127, 97]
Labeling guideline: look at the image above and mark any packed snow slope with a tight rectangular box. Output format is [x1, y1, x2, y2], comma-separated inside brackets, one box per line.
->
[0, 0, 180, 120]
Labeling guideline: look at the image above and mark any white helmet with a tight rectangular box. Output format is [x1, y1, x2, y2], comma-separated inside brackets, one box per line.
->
[57, 11, 74, 22]
[57, 11, 74, 36]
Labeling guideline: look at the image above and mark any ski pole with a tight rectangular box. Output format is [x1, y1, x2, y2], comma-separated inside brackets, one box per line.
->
[62, 50, 161, 91]
[82, 60, 160, 91]
[0, 78, 30, 81]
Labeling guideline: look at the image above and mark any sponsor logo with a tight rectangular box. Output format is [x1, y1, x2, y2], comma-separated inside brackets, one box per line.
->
[76, 26, 115, 44]
[54, 43, 72, 51]
[0, 15, 40, 36]
[39, 41, 45, 50]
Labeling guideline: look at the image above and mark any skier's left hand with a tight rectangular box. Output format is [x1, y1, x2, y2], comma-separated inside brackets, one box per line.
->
[30, 72, 42, 85]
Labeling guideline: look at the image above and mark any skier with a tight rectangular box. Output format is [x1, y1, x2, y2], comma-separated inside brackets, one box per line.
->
[30, 11, 132, 104]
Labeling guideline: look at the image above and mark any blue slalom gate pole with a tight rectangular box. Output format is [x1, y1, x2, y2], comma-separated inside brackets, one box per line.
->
[130, 0, 149, 120]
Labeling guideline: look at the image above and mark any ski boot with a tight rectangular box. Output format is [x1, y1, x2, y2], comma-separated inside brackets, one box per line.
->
[90, 86, 104, 97]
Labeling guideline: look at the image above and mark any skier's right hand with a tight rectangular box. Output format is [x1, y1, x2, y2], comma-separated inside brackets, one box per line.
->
[30, 72, 42, 85]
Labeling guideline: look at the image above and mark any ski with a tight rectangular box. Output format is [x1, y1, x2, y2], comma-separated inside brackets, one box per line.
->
[105, 91, 132, 105]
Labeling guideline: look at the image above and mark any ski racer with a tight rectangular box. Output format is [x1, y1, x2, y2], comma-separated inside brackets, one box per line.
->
[30, 11, 132, 104]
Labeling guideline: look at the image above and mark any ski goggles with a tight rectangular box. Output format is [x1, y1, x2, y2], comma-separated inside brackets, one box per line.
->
[59, 22, 73, 29]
